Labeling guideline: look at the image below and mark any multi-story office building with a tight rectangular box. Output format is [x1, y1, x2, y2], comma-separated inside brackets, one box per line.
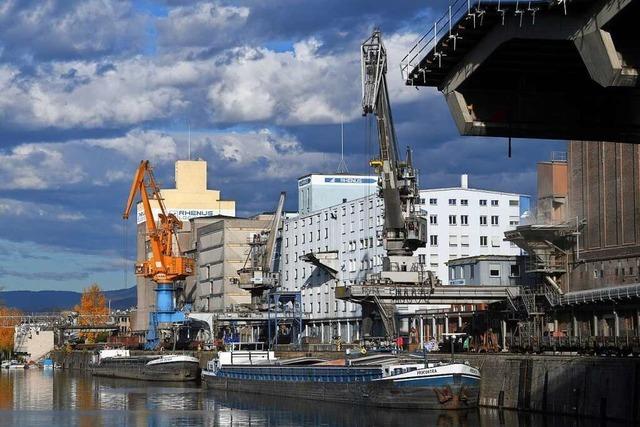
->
[280, 174, 531, 343]
[280, 193, 385, 343]
[416, 174, 531, 285]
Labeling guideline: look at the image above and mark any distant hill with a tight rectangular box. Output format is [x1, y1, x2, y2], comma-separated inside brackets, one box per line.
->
[0, 287, 136, 312]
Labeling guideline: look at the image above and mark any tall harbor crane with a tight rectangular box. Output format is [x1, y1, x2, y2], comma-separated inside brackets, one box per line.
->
[237, 192, 287, 306]
[360, 30, 431, 337]
[123, 160, 194, 349]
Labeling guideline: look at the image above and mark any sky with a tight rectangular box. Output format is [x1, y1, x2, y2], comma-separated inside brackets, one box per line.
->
[0, 1, 564, 292]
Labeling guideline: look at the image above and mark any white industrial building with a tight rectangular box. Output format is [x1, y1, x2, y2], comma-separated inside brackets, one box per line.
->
[280, 173, 530, 343]
[416, 174, 531, 285]
[281, 191, 385, 344]
[297, 174, 377, 215]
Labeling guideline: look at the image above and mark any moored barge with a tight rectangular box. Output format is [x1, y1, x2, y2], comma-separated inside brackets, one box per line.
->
[91, 349, 200, 381]
[202, 350, 480, 410]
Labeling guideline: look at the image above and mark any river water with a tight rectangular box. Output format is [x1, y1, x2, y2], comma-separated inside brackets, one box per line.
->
[0, 369, 632, 427]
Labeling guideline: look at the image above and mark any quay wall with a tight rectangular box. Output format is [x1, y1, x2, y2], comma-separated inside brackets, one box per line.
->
[52, 350, 639, 422]
[462, 353, 639, 422]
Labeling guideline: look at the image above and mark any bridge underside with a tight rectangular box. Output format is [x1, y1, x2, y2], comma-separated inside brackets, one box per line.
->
[403, 0, 639, 142]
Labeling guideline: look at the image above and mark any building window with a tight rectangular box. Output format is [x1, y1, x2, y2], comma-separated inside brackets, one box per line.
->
[479, 199, 487, 206]
[509, 199, 519, 206]
[449, 199, 456, 206]
[430, 235, 438, 246]
[480, 215, 487, 226]
[449, 235, 457, 247]
[460, 235, 469, 247]
[470, 265, 475, 279]
[449, 215, 457, 225]
[491, 236, 501, 247]
[419, 198, 426, 205]
[460, 199, 468, 206]
[294, 269, 298, 279]
[480, 236, 488, 247]
[325, 303, 329, 313]
[429, 198, 437, 205]
[489, 265, 500, 277]
[350, 204, 355, 214]
[324, 228, 328, 238]
[509, 220, 519, 226]
[309, 231, 313, 241]
[510, 264, 520, 277]
[302, 234, 305, 244]
[460, 215, 468, 225]
[491, 200, 499, 206]
[429, 215, 437, 225]
[285, 254, 289, 264]
[491, 215, 499, 225]
[295, 235, 298, 245]
[418, 254, 426, 264]
[324, 212, 328, 220]
[285, 271, 289, 281]
[285, 238, 289, 248]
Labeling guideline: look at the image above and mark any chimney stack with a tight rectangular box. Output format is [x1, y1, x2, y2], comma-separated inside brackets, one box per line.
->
[461, 174, 469, 189]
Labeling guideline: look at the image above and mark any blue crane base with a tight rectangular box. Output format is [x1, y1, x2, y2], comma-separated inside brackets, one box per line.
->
[144, 283, 189, 350]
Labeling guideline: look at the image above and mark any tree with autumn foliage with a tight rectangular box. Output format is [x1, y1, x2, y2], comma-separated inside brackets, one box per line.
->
[74, 284, 109, 344]
[0, 305, 21, 358]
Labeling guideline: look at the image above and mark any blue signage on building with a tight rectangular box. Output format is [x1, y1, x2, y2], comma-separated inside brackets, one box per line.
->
[324, 177, 376, 184]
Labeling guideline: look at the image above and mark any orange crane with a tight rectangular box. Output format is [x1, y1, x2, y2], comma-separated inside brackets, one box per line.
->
[123, 160, 194, 349]
[123, 160, 194, 283]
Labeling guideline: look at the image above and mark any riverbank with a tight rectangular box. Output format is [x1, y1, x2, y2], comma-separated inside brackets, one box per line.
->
[51, 350, 639, 422]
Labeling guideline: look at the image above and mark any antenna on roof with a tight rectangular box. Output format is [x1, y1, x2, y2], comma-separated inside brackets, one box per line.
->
[337, 115, 349, 174]
[188, 121, 191, 161]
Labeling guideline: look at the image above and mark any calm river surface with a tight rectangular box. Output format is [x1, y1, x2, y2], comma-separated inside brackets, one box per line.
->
[0, 369, 632, 427]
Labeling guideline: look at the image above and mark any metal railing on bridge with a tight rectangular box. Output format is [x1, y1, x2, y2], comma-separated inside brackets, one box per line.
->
[400, 0, 568, 83]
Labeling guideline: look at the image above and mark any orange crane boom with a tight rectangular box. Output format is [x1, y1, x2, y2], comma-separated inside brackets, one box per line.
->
[123, 160, 194, 284]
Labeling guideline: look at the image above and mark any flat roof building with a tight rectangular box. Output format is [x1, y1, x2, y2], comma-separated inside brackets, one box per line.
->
[298, 174, 377, 215]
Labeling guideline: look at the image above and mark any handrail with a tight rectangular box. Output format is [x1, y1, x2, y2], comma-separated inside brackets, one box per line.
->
[400, 0, 565, 83]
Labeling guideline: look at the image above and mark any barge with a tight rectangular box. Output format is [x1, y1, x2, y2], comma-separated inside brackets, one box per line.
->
[91, 349, 200, 382]
[202, 350, 480, 410]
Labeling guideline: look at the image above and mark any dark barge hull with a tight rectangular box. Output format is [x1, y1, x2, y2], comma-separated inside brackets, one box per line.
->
[202, 375, 479, 410]
[92, 361, 200, 382]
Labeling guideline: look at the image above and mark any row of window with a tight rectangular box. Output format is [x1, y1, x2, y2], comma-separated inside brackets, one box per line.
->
[285, 197, 382, 231]
[429, 235, 502, 247]
[429, 214, 506, 226]
[344, 237, 376, 252]
[303, 300, 356, 314]
[422, 198, 518, 207]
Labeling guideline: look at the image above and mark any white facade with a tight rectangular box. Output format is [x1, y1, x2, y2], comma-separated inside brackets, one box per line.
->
[416, 175, 530, 285]
[280, 194, 385, 343]
[298, 174, 377, 215]
[280, 174, 530, 342]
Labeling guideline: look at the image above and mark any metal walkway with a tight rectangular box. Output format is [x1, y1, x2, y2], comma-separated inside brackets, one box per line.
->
[336, 284, 521, 304]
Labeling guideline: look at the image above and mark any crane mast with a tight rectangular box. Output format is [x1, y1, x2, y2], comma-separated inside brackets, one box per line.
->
[123, 160, 194, 284]
[362, 30, 426, 261]
[237, 192, 287, 306]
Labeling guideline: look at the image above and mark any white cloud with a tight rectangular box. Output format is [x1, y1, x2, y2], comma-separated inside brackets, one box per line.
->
[87, 129, 178, 164]
[0, 143, 85, 190]
[157, 2, 250, 50]
[0, 129, 177, 190]
[207, 39, 361, 124]
[195, 128, 338, 180]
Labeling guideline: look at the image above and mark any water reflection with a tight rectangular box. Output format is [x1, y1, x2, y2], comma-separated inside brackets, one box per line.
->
[0, 370, 634, 427]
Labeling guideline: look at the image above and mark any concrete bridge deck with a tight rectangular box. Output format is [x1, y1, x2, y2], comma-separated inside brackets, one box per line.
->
[401, 0, 639, 142]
